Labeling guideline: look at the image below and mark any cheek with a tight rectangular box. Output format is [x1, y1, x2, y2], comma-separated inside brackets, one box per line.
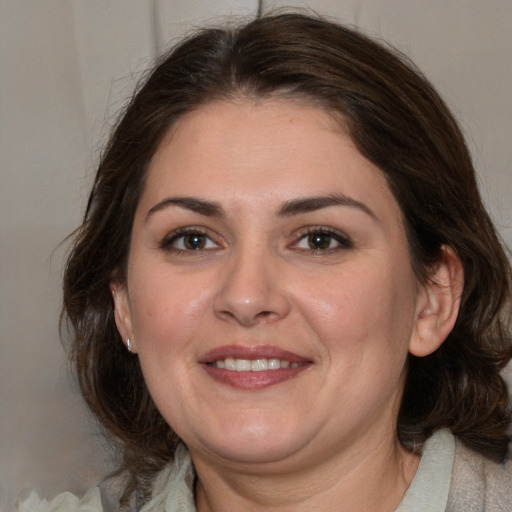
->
[128, 266, 215, 354]
[294, 259, 417, 355]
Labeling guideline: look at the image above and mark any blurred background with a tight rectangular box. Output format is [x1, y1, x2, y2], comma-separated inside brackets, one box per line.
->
[1, 1, 511, 510]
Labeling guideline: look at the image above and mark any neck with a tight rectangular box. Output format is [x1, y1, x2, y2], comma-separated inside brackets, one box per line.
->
[193, 430, 420, 512]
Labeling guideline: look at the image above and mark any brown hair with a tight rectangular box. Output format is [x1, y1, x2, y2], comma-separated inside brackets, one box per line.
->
[63, 12, 512, 506]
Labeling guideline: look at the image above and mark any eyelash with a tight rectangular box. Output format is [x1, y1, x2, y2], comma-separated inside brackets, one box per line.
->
[160, 227, 220, 254]
[160, 226, 353, 255]
[293, 226, 353, 252]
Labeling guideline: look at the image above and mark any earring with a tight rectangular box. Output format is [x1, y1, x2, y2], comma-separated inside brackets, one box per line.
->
[126, 338, 132, 353]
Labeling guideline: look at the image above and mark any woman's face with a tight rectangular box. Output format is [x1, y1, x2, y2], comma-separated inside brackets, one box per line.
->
[113, 99, 428, 469]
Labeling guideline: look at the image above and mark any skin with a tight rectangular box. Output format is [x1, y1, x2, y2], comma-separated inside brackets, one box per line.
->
[112, 99, 463, 511]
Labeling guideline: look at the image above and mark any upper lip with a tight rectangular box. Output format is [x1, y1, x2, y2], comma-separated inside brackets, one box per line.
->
[198, 345, 311, 364]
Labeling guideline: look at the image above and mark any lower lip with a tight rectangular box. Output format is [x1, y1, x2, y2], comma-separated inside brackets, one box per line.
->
[201, 364, 310, 390]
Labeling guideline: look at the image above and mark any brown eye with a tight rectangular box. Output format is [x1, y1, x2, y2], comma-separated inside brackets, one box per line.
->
[162, 229, 219, 252]
[183, 233, 207, 250]
[296, 228, 352, 252]
[307, 232, 333, 250]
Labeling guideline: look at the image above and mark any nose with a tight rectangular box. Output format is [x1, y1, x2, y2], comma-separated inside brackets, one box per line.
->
[213, 248, 291, 327]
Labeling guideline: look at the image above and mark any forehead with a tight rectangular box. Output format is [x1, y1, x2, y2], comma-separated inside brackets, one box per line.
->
[152, 97, 346, 168]
[140, 98, 401, 223]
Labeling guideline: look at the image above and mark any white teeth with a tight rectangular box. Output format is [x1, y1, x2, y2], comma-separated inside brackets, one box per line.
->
[251, 359, 268, 371]
[268, 358, 281, 370]
[235, 359, 251, 372]
[212, 358, 301, 371]
[224, 358, 236, 370]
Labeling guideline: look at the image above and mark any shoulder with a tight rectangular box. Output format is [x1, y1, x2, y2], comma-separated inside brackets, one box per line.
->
[15, 487, 103, 512]
[141, 444, 196, 511]
[14, 445, 195, 512]
[447, 438, 512, 511]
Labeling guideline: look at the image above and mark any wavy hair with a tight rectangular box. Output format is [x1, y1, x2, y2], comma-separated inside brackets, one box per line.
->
[62, 12, 512, 507]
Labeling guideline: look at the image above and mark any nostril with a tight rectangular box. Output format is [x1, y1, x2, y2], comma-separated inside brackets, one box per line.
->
[212, 263, 291, 326]
[217, 308, 277, 327]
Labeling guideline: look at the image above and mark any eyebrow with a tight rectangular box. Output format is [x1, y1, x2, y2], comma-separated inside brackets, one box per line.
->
[278, 194, 377, 220]
[146, 197, 223, 222]
[145, 193, 376, 222]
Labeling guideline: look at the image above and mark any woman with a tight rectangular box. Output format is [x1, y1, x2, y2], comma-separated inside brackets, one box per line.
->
[18, 12, 511, 512]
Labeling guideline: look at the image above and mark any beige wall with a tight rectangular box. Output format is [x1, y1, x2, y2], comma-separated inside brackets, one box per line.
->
[1, 1, 511, 509]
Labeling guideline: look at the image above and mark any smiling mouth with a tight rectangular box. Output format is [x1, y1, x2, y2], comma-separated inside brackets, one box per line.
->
[200, 346, 311, 389]
[207, 358, 303, 371]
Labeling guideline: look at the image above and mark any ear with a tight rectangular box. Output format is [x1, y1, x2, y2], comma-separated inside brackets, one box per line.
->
[110, 281, 137, 353]
[409, 245, 464, 357]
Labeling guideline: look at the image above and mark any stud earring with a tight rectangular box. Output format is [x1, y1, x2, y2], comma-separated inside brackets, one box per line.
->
[126, 338, 132, 352]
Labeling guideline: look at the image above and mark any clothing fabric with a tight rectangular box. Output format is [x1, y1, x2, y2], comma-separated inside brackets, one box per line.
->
[15, 431, 512, 511]
[396, 429, 455, 511]
[447, 437, 512, 511]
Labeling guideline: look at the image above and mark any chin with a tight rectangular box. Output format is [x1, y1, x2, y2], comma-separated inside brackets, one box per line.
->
[206, 439, 304, 465]
[188, 417, 311, 465]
